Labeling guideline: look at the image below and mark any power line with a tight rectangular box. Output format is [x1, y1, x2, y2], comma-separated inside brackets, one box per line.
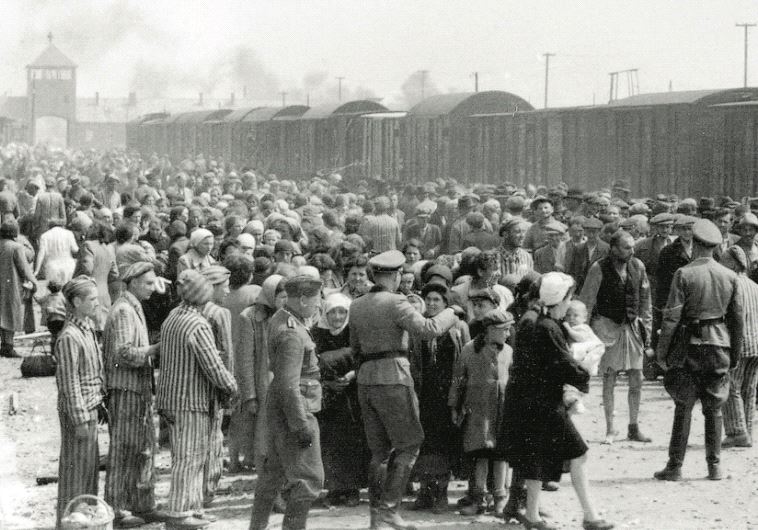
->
[737, 23, 756, 87]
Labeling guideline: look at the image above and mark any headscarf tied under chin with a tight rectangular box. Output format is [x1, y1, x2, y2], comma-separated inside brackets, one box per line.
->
[318, 292, 351, 335]
[189, 228, 214, 251]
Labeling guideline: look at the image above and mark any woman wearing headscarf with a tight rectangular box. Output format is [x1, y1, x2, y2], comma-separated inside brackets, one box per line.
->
[312, 293, 369, 507]
[500, 272, 613, 530]
[176, 228, 216, 276]
[234, 273, 289, 512]
[410, 281, 469, 513]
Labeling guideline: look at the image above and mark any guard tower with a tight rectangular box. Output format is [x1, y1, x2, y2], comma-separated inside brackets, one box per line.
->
[26, 33, 77, 147]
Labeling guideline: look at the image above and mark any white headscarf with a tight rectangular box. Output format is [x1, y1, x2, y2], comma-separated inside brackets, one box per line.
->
[539, 272, 575, 306]
[318, 292, 351, 335]
[189, 228, 213, 251]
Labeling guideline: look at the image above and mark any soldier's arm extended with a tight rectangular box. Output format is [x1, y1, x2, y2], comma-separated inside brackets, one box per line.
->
[190, 322, 237, 395]
[394, 296, 457, 340]
[272, 329, 309, 432]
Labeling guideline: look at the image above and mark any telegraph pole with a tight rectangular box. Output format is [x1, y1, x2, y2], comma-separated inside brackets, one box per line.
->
[419, 70, 428, 100]
[279, 91, 287, 107]
[473, 72, 479, 92]
[336, 76, 345, 101]
[543, 53, 555, 108]
[737, 23, 756, 87]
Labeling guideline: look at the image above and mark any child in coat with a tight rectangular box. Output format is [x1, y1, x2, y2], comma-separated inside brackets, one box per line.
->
[562, 300, 605, 414]
[449, 308, 514, 516]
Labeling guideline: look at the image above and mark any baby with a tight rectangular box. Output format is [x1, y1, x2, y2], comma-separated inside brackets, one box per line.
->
[562, 300, 605, 414]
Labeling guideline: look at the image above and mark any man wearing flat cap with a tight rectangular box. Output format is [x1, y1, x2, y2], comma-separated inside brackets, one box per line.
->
[350, 250, 459, 530]
[448, 195, 492, 254]
[403, 203, 442, 258]
[655, 219, 744, 481]
[103, 260, 167, 527]
[533, 221, 567, 274]
[655, 215, 696, 335]
[720, 212, 758, 281]
[565, 216, 609, 292]
[251, 275, 325, 530]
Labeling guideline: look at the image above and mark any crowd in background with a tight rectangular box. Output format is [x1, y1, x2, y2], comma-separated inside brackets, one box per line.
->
[1, 141, 757, 530]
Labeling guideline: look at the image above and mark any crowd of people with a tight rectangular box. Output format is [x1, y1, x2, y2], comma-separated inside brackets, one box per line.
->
[1, 141, 756, 530]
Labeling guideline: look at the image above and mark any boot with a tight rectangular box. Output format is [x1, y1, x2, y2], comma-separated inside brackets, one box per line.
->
[492, 494, 507, 516]
[627, 423, 652, 443]
[369, 507, 381, 530]
[249, 493, 276, 530]
[376, 509, 417, 530]
[704, 410, 723, 469]
[0, 343, 20, 358]
[282, 501, 311, 530]
[459, 489, 485, 516]
[653, 465, 682, 481]
[430, 483, 448, 514]
[707, 463, 723, 481]
[411, 482, 432, 511]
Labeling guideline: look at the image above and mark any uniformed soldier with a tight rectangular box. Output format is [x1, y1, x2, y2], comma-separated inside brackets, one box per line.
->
[250, 275, 325, 530]
[350, 250, 459, 530]
[655, 219, 744, 481]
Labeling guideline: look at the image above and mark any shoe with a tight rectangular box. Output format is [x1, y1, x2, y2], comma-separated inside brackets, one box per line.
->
[583, 519, 615, 530]
[707, 464, 723, 481]
[541, 481, 559, 492]
[627, 424, 652, 443]
[515, 513, 557, 530]
[411, 485, 432, 511]
[601, 429, 620, 445]
[492, 495, 507, 515]
[430, 483, 448, 514]
[114, 514, 146, 528]
[653, 466, 682, 481]
[377, 509, 417, 530]
[345, 490, 361, 508]
[459, 499, 486, 516]
[501, 496, 520, 520]
[722, 435, 752, 448]
[166, 516, 210, 529]
[193, 512, 217, 522]
[134, 508, 171, 523]
[456, 494, 473, 507]
[0, 349, 21, 358]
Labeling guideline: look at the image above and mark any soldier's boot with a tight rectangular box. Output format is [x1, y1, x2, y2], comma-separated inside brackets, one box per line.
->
[378, 464, 417, 530]
[249, 493, 276, 530]
[281, 501, 312, 530]
[705, 410, 723, 480]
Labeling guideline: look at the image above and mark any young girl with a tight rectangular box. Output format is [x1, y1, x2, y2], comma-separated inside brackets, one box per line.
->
[563, 300, 605, 414]
[449, 309, 514, 516]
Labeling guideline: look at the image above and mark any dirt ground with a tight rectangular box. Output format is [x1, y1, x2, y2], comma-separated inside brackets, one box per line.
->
[1, 345, 757, 530]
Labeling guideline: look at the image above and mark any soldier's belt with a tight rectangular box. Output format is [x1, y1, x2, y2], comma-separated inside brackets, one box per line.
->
[361, 350, 408, 362]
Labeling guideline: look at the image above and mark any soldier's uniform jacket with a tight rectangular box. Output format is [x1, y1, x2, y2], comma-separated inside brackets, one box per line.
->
[267, 307, 322, 432]
[657, 256, 744, 369]
[350, 285, 458, 387]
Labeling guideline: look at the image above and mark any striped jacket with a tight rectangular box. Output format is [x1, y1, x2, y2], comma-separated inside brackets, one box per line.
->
[103, 290, 153, 397]
[359, 214, 402, 253]
[735, 274, 758, 358]
[157, 303, 237, 412]
[55, 315, 105, 424]
[202, 302, 234, 373]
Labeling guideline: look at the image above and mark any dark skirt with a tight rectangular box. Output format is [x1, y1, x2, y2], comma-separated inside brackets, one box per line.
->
[318, 385, 370, 491]
[499, 391, 587, 482]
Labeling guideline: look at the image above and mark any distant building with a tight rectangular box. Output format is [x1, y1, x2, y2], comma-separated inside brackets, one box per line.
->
[0, 34, 276, 149]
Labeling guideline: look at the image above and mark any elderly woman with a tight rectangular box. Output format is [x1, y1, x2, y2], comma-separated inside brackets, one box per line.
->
[410, 282, 470, 513]
[500, 272, 612, 530]
[312, 293, 369, 507]
[176, 228, 216, 276]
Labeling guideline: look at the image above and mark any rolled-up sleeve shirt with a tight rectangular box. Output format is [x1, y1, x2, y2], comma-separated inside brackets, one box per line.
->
[55, 315, 105, 425]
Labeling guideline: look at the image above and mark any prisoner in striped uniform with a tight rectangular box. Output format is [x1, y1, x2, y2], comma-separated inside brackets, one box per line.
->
[200, 265, 233, 506]
[721, 245, 758, 447]
[55, 277, 104, 528]
[103, 260, 167, 527]
[157, 270, 237, 529]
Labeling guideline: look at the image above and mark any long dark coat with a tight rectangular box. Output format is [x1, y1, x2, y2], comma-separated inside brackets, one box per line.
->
[499, 311, 589, 482]
[0, 238, 36, 331]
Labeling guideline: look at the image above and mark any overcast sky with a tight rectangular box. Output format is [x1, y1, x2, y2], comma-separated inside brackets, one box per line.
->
[1, 0, 757, 109]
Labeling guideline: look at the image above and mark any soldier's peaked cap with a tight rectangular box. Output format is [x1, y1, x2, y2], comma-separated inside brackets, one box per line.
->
[649, 213, 674, 225]
[692, 219, 722, 247]
[369, 250, 405, 272]
[283, 275, 323, 297]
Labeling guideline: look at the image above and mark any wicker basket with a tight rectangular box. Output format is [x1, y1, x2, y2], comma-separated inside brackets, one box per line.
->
[60, 494, 114, 530]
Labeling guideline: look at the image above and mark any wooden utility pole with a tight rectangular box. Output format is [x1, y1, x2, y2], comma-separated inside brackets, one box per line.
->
[543, 53, 555, 108]
[279, 91, 287, 107]
[336, 76, 345, 101]
[419, 70, 428, 100]
[473, 72, 479, 92]
[737, 23, 756, 87]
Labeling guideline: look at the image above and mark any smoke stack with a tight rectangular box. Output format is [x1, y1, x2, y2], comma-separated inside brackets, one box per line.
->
[230, 92, 235, 106]
[94, 92, 99, 106]
[128, 92, 137, 106]
[198, 92, 204, 106]
[243, 85, 247, 98]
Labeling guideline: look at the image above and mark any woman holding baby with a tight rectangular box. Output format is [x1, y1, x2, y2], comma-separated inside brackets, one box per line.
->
[499, 272, 613, 530]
